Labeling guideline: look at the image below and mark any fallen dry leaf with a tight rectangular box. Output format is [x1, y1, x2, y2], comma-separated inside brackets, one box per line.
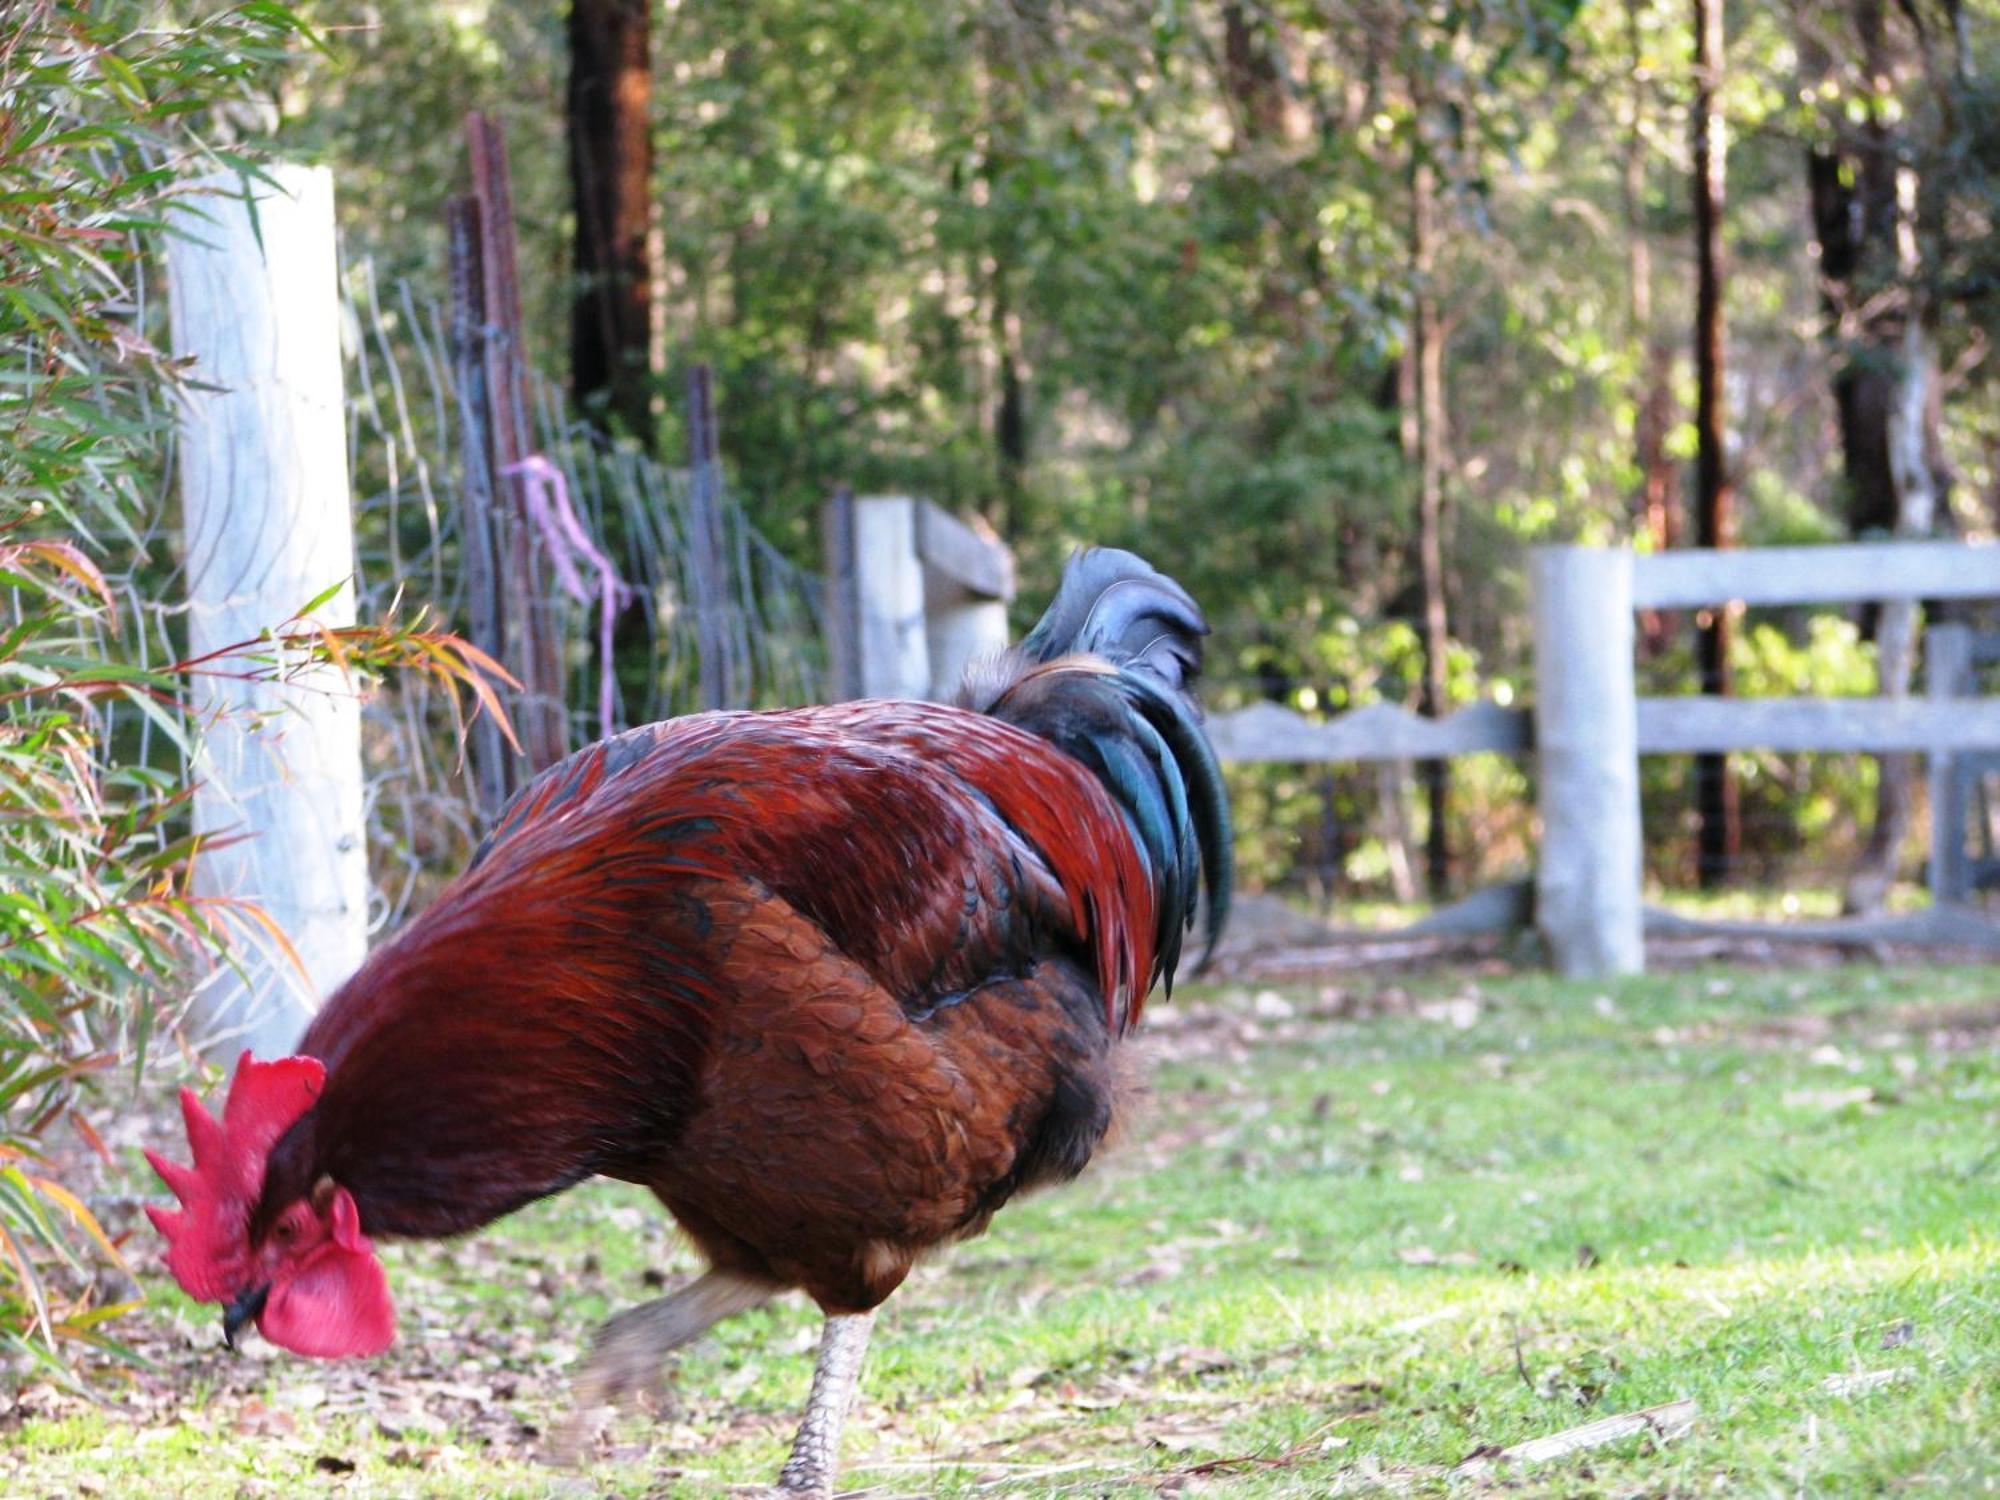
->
[1780, 1086, 1881, 1111]
[1397, 1247, 1477, 1267]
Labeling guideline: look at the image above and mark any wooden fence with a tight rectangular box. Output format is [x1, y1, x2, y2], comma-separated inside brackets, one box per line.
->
[196, 181, 1994, 1002]
[821, 493, 1014, 702]
[1930, 624, 2000, 903]
[1206, 540, 2000, 977]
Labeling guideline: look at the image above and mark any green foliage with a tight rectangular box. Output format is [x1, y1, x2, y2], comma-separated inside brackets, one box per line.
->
[0, 0, 515, 1377]
[285, 0, 569, 347]
[288, 0, 2000, 900]
[0, 0, 301, 1376]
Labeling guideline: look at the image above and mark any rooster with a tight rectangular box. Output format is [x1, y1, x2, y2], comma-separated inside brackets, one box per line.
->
[147, 548, 1230, 1497]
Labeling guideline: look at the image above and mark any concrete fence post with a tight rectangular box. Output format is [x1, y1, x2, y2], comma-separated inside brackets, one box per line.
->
[1927, 623, 1975, 905]
[168, 164, 368, 1058]
[823, 494, 1014, 702]
[828, 496, 928, 704]
[1532, 546, 1645, 976]
[924, 582, 1009, 701]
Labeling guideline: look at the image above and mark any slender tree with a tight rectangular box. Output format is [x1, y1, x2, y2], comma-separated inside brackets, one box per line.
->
[1801, 0, 1948, 912]
[1410, 145, 1453, 900]
[1690, 0, 1739, 887]
[1624, 0, 1679, 660]
[568, 0, 655, 447]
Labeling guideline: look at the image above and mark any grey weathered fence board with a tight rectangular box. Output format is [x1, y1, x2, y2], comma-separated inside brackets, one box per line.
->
[823, 495, 1013, 703]
[914, 499, 1014, 600]
[1631, 541, 2000, 609]
[1929, 624, 1975, 903]
[1635, 696, 2000, 753]
[1643, 903, 2000, 953]
[1216, 694, 2000, 759]
[1407, 879, 1535, 936]
[1532, 546, 1645, 976]
[1206, 699, 1530, 762]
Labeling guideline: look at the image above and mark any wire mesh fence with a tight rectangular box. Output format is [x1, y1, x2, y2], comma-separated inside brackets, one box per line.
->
[340, 257, 827, 926]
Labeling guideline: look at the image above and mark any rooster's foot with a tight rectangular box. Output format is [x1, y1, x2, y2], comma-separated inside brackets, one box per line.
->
[551, 1269, 773, 1464]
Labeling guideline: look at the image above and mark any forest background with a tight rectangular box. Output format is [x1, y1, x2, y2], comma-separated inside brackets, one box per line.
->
[4, 0, 1998, 1386]
[292, 0, 2000, 908]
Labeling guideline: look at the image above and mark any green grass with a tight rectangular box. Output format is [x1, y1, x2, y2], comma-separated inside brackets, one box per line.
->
[8, 964, 1997, 1496]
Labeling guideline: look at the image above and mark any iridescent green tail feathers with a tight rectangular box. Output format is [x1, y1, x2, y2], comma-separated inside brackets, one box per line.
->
[962, 549, 1233, 991]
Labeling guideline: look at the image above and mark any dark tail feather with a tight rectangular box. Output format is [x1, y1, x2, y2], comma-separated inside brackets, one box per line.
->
[1017, 548, 1207, 701]
[976, 549, 1233, 990]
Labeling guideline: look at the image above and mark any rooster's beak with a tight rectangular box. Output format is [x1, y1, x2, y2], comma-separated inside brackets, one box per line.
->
[222, 1283, 270, 1350]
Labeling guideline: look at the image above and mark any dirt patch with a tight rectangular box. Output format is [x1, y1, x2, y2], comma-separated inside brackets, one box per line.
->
[1720, 995, 2000, 1053]
[1211, 890, 2000, 982]
[1139, 981, 1493, 1070]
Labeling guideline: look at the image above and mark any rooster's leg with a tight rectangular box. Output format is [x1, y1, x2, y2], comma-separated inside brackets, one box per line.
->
[773, 1310, 875, 1497]
[555, 1269, 772, 1460]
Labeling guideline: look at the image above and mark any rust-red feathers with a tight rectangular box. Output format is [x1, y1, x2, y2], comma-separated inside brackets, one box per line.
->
[146, 548, 1232, 1347]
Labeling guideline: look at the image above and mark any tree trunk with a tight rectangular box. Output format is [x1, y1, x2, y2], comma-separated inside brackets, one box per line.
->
[1625, 0, 1680, 655]
[1847, 317, 1943, 913]
[1411, 152, 1452, 901]
[1635, 344, 1679, 553]
[1807, 0, 1901, 551]
[1622, 0, 1654, 340]
[975, 15, 1034, 541]
[1800, 0, 1951, 912]
[992, 269, 1027, 542]
[1376, 762, 1421, 905]
[568, 0, 655, 447]
[1221, 1, 1309, 147]
[1691, 0, 1739, 888]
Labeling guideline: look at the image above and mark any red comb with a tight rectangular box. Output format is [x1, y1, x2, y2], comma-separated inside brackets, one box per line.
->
[146, 1052, 326, 1303]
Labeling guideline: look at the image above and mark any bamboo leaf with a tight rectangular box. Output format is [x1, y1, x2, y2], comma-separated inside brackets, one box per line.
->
[26, 1175, 129, 1272]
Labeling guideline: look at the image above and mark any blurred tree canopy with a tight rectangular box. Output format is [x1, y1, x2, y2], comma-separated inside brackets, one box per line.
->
[284, 0, 1998, 891]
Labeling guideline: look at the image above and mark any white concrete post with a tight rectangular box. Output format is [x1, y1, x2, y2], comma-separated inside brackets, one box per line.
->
[1532, 546, 1645, 976]
[924, 577, 1009, 700]
[848, 496, 932, 699]
[168, 165, 368, 1059]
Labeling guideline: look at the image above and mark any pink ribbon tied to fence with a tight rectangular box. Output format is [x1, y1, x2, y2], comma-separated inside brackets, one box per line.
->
[502, 455, 635, 741]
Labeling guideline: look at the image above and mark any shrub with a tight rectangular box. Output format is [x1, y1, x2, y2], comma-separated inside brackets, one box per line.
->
[0, 1, 508, 1376]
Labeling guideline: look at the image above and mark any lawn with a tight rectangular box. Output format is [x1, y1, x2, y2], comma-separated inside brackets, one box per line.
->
[7, 963, 1997, 1497]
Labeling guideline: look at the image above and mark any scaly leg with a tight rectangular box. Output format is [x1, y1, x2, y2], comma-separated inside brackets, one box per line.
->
[772, 1311, 875, 1497]
[554, 1269, 773, 1461]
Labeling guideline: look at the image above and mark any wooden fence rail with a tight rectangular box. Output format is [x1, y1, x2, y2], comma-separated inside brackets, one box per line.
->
[1206, 696, 2000, 761]
[1202, 540, 2000, 977]
[1631, 539, 1998, 608]
[1204, 700, 1529, 761]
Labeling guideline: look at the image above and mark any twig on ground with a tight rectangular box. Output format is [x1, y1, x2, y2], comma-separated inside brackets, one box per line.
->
[1818, 1368, 1910, 1397]
[1510, 1316, 1534, 1393]
[1454, 1398, 1698, 1473]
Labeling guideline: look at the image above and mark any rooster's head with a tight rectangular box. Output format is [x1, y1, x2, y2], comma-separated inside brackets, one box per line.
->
[146, 1052, 393, 1358]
